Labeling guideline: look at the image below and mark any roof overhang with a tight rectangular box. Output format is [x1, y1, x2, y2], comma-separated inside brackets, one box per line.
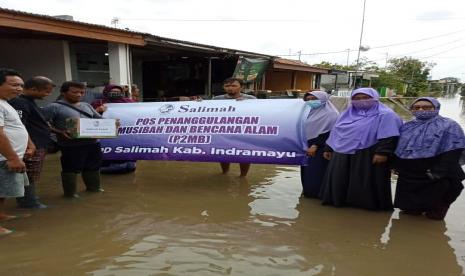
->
[0, 9, 145, 46]
[328, 69, 347, 75]
[145, 35, 274, 58]
[272, 63, 328, 74]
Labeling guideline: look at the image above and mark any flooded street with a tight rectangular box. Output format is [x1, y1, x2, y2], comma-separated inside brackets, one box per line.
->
[1, 96, 465, 275]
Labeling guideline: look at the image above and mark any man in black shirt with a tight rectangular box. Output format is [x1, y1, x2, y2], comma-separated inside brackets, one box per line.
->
[9, 76, 55, 209]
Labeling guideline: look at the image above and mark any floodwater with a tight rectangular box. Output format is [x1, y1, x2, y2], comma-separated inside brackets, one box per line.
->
[1, 96, 465, 275]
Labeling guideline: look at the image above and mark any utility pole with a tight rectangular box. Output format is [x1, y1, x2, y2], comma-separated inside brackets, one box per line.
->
[297, 50, 302, 61]
[111, 17, 120, 28]
[354, 0, 367, 89]
[384, 53, 389, 68]
[346, 48, 350, 67]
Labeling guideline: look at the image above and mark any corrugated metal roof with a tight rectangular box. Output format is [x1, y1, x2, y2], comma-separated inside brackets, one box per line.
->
[274, 58, 321, 69]
[274, 58, 328, 73]
[145, 35, 274, 58]
[0, 7, 328, 72]
[0, 7, 148, 35]
[0, 7, 276, 58]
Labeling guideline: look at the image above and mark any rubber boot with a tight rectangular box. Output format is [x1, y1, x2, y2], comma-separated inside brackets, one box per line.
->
[82, 171, 103, 192]
[61, 172, 79, 198]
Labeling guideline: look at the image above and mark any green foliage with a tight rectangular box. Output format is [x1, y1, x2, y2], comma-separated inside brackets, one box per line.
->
[313, 58, 379, 71]
[371, 70, 405, 93]
[312, 61, 355, 71]
[386, 57, 435, 96]
[315, 57, 436, 96]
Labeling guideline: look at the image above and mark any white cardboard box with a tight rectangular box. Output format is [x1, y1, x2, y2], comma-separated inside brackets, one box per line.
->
[66, 118, 117, 139]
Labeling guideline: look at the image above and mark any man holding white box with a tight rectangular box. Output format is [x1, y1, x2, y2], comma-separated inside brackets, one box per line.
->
[43, 81, 105, 198]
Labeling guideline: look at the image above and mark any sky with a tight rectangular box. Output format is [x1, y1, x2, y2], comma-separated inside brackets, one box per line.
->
[1, 0, 465, 80]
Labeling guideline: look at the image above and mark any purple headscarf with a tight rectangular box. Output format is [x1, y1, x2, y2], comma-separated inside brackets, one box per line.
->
[303, 91, 339, 140]
[91, 84, 134, 109]
[395, 97, 465, 159]
[102, 85, 134, 103]
[326, 87, 402, 154]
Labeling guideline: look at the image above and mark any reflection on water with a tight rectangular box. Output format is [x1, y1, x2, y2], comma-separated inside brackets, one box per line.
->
[459, 96, 465, 117]
[441, 94, 465, 126]
[249, 167, 301, 227]
[434, 94, 465, 275]
[0, 96, 465, 275]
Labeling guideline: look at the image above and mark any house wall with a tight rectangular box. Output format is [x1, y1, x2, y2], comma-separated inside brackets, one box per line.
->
[0, 38, 69, 104]
[264, 70, 314, 91]
[264, 70, 293, 91]
[294, 71, 312, 91]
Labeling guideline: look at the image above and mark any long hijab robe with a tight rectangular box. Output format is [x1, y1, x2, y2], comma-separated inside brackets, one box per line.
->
[300, 91, 339, 198]
[320, 88, 403, 210]
[393, 97, 465, 219]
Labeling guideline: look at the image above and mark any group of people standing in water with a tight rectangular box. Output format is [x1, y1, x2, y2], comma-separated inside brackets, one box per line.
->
[301, 87, 465, 220]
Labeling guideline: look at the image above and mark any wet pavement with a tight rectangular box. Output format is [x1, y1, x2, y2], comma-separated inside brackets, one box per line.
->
[0, 96, 464, 275]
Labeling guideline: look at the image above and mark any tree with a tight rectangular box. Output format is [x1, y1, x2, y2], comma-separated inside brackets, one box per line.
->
[387, 57, 435, 96]
[312, 61, 355, 71]
[314, 57, 435, 96]
[313, 58, 379, 71]
[371, 69, 404, 93]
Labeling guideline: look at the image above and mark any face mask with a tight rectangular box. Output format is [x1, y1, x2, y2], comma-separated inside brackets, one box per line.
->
[412, 110, 439, 120]
[108, 91, 124, 99]
[306, 100, 322, 109]
[351, 99, 377, 110]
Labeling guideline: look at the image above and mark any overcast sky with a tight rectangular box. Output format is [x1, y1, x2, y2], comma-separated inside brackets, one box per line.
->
[2, 0, 465, 80]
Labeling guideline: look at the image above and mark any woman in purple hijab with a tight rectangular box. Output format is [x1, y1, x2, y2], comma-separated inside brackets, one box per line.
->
[300, 91, 339, 198]
[320, 88, 402, 210]
[393, 97, 465, 220]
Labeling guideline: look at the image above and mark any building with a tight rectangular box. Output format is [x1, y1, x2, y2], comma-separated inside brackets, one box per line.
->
[0, 8, 327, 103]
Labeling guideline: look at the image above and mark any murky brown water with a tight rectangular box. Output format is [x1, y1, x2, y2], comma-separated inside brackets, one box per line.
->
[1, 96, 465, 275]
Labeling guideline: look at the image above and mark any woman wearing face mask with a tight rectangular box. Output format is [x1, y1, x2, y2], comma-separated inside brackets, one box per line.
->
[301, 91, 339, 198]
[393, 97, 465, 220]
[320, 87, 402, 210]
[92, 85, 137, 174]
[91, 84, 135, 111]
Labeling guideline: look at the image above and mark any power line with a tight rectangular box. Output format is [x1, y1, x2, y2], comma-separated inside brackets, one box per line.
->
[369, 37, 465, 61]
[401, 37, 465, 56]
[368, 28, 465, 50]
[422, 43, 465, 59]
[376, 41, 465, 61]
[118, 18, 322, 22]
[277, 28, 465, 57]
[362, 42, 465, 66]
[279, 49, 357, 56]
[107, 16, 465, 23]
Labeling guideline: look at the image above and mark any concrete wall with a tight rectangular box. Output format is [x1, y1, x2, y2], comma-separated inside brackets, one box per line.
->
[0, 39, 69, 104]
[131, 56, 144, 99]
[108, 42, 130, 86]
[321, 74, 350, 91]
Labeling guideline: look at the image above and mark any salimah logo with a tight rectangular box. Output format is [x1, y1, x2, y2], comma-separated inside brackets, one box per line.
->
[159, 104, 175, 114]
